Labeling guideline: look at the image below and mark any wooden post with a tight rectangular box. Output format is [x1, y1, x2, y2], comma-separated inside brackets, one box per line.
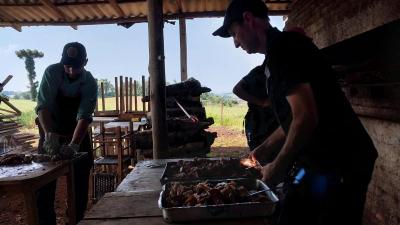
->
[125, 77, 129, 113]
[129, 78, 133, 112]
[147, 0, 168, 159]
[119, 76, 124, 114]
[179, 18, 188, 81]
[147, 77, 151, 112]
[115, 77, 119, 111]
[134, 80, 138, 111]
[100, 122, 105, 157]
[116, 127, 123, 183]
[141, 75, 146, 112]
[100, 82, 105, 111]
[95, 98, 98, 112]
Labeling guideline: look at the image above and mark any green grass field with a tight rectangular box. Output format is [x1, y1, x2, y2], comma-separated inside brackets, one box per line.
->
[0, 99, 37, 128]
[204, 102, 247, 130]
[0, 98, 248, 130]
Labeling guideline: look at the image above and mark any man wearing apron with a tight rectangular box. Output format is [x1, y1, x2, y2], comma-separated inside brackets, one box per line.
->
[35, 42, 98, 225]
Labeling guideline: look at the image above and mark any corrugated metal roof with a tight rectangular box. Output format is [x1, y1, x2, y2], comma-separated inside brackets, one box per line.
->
[0, 0, 291, 30]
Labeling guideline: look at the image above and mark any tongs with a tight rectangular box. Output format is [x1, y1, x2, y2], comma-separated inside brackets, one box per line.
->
[248, 190, 269, 196]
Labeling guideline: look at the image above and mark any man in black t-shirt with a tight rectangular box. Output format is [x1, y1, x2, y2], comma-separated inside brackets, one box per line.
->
[213, 0, 378, 225]
[233, 64, 278, 151]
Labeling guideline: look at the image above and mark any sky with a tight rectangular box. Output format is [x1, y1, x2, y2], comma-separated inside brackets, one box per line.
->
[0, 17, 284, 94]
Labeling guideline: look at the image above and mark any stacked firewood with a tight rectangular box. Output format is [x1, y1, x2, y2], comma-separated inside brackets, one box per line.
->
[0, 76, 37, 155]
[137, 78, 217, 158]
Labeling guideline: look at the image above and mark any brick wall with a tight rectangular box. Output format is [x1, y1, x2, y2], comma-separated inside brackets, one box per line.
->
[361, 118, 400, 225]
[285, 1, 400, 224]
[285, 0, 400, 48]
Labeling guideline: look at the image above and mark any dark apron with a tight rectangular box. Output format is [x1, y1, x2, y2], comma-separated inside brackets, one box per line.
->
[36, 77, 92, 225]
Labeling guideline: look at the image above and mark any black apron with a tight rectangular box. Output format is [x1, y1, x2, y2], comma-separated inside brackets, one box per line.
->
[36, 75, 92, 225]
[38, 78, 92, 164]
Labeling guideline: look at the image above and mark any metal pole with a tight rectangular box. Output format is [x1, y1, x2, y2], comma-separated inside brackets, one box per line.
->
[147, 0, 168, 159]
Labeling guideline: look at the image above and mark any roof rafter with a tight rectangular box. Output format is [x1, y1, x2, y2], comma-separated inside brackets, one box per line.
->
[175, 0, 183, 13]
[0, 0, 292, 29]
[0, 12, 21, 31]
[108, 0, 125, 17]
[38, 0, 78, 30]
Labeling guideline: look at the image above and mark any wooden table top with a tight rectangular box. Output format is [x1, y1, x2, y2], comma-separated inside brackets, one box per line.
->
[0, 153, 86, 186]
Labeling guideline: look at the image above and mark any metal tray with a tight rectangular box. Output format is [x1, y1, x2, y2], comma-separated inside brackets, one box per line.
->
[160, 158, 260, 185]
[158, 178, 279, 223]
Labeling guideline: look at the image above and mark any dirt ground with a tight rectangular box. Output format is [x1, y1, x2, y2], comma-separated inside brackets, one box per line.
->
[207, 126, 249, 157]
[0, 126, 248, 225]
[0, 177, 68, 225]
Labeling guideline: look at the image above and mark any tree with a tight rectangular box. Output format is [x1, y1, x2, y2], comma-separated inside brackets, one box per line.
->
[15, 49, 44, 101]
[96, 79, 115, 97]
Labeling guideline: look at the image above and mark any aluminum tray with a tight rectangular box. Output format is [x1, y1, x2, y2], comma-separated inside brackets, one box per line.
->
[160, 158, 260, 185]
[158, 178, 279, 223]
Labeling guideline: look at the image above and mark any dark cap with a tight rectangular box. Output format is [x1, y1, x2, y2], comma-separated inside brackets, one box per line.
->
[60, 42, 87, 68]
[212, 0, 269, 38]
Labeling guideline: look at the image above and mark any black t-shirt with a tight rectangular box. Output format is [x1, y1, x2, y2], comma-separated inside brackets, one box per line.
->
[241, 65, 278, 145]
[265, 28, 378, 174]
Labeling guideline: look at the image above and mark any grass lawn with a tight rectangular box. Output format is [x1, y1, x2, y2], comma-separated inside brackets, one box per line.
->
[0, 99, 37, 128]
[1, 98, 248, 131]
[204, 102, 247, 130]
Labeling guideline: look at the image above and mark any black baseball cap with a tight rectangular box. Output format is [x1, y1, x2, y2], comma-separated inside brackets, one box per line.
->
[212, 0, 269, 38]
[60, 42, 87, 68]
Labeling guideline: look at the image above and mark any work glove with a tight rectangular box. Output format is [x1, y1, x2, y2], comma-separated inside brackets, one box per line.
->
[43, 132, 60, 155]
[59, 143, 79, 159]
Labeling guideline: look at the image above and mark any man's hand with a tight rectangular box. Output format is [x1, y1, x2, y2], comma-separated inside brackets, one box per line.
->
[43, 132, 60, 155]
[59, 143, 79, 159]
[261, 161, 288, 186]
[250, 143, 272, 164]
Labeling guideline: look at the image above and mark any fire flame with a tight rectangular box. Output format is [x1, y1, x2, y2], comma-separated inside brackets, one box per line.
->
[240, 158, 257, 168]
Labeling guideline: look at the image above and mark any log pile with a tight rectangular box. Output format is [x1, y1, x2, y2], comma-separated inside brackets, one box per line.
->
[0, 75, 37, 155]
[137, 78, 217, 158]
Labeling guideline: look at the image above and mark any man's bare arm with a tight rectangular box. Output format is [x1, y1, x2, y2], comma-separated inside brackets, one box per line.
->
[250, 126, 286, 163]
[70, 119, 89, 145]
[262, 83, 318, 184]
[38, 108, 53, 134]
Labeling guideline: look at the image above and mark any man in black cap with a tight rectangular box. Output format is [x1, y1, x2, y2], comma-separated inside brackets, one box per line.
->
[233, 63, 280, 152]
[35, 42, 97, 224]
[213, 0, 377, 225]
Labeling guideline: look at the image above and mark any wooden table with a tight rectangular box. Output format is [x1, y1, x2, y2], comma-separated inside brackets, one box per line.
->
[0, 154, 86, 225]
[79, 159, 274, 225]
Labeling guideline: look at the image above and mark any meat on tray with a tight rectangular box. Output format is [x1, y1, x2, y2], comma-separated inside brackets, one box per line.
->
[170, 158, 261, 180]
[165, 180, 269, 207]
[0, 154, 32, 166]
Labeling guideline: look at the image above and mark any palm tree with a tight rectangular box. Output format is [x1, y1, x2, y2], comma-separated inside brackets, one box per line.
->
[15, 49, 44, 101]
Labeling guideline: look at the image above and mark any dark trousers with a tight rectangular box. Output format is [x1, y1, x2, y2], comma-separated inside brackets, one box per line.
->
[36, 155, 91, 225]
[277, 165, 375, 225]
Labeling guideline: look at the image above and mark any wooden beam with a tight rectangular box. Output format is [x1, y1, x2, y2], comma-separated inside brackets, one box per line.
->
[0, 9, 290, 28]
[38, 0, 70, 21]
[0, 75, 13, 92]
[0, 11, 21, 31]
[108, 0, 125, 17]
[175, 0, 183, 12]
[179, 18, 187, 81]
[148, 0, 168, 159]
